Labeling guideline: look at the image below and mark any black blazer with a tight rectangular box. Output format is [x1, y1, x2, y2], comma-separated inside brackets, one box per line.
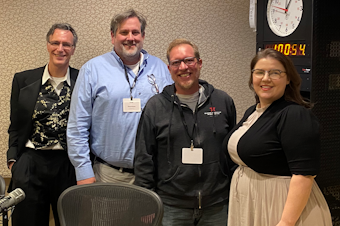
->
[7, 66, 79, 161]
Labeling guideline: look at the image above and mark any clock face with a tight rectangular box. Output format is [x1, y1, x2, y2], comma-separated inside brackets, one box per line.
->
[267, 0, 303, 37]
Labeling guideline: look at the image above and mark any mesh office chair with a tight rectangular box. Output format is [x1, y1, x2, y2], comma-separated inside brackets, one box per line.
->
[57, 183, 163, 226]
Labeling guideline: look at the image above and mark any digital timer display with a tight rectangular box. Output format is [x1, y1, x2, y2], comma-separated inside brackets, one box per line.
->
[265, 43, 306, 56]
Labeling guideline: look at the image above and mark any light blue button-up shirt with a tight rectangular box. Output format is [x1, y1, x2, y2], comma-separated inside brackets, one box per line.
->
[67, 49, 173, 181]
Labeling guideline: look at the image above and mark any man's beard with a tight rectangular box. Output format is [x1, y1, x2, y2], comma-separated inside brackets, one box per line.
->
[121, 43, 140, 58]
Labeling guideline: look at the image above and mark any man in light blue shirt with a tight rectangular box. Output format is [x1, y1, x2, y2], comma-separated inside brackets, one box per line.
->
[67, 9, 173, 185]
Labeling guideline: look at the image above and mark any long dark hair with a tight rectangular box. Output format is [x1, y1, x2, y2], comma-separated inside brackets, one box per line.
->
[249, 49, 312, 108]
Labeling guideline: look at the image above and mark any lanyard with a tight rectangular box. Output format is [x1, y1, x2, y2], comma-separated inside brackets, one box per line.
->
[124, 65, 140, 100]
[175, 95, 198, 150]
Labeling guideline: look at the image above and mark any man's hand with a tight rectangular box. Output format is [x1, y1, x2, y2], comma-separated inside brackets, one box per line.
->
[8, 162, 15, 170]
[77, 177, 96, 185]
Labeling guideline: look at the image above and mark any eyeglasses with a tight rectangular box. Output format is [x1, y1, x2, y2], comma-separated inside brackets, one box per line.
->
[48, 41, 74, 50]
[169, 57, 198, 68]
[251, 69, 286, 80]
[147, 74, 159, 94]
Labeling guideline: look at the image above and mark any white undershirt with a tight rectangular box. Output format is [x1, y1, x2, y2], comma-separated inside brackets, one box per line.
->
[125, 53, 144, 76]
[41, 64, 71, 95]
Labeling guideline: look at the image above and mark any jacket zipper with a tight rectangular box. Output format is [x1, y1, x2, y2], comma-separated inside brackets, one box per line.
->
[178, 99, 208, 209]
[198, 190, 202, 209]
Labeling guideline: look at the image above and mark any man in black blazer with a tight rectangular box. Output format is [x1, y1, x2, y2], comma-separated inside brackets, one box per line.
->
[7, 23, 78, 226]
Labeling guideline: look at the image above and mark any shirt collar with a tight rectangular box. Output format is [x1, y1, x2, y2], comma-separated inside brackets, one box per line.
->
[42, 64, 71, 85]
[111, 48, 149, 68]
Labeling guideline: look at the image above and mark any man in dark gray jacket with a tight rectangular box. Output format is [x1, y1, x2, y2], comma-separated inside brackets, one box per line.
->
[134, 38, 236, 226]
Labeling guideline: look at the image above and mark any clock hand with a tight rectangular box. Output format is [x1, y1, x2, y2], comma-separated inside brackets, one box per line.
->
[273, 6, 288, 12]
[286, 0, 292, 10]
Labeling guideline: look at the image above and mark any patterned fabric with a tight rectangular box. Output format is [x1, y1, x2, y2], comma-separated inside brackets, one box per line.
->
[31, 81, 71, 149]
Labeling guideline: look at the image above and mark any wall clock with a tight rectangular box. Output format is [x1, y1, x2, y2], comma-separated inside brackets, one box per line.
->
[267, 0, 303, 37]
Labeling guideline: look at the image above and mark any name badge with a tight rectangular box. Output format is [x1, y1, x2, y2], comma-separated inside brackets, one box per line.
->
[182, 148, 203, 164]
[123, 98, 141, 112]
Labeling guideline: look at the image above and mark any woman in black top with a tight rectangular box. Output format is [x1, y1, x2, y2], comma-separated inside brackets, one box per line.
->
[224, 49, 332, 226]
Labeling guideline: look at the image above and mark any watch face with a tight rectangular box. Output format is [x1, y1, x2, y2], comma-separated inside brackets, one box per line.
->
[267, 0, 303, 37]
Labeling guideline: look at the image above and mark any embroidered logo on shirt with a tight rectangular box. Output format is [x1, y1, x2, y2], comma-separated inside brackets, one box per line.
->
[204, 107, 222, 116]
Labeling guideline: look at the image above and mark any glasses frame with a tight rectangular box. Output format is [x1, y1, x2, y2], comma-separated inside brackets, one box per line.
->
[48, 41, 74, 50]
[147, 74, 159, 94]
[251, 69, 286, 80]
[169, 57, 198, 68]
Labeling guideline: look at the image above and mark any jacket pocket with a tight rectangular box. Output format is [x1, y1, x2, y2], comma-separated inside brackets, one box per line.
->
[161, 165, 201, 195]
[218, 161, 229, 177]
[164, 166, 180, 182]
[200, 161, 229, 192]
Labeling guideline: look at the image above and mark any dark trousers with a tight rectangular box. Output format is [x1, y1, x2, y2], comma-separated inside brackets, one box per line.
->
[9, 148, 76, 226]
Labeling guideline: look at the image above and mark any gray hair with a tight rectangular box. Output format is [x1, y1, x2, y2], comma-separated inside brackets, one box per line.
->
[110, 9, 147, 36]
[46, 23, 78, 47]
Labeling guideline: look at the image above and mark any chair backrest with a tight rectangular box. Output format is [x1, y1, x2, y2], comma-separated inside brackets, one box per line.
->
[0, 176, 6, 199]
[57, 183, 163, 226]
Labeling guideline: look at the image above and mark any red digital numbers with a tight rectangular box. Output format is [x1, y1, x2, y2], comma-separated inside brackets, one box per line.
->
[265, 43, 306, 56]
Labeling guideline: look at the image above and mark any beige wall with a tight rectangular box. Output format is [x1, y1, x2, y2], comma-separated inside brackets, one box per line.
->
[0, 0, 256, 177]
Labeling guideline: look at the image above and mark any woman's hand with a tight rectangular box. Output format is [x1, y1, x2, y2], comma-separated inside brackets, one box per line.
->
[276, 220, 294, 226]
[278, 174, 315, 226]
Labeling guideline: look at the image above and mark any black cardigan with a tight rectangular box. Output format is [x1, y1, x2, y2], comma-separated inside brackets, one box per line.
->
[223, 97, 320, 176]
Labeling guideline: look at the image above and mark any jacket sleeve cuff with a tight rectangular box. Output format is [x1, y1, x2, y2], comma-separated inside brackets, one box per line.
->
[75, 165, 95, 181]
[7, 147, 18, 162]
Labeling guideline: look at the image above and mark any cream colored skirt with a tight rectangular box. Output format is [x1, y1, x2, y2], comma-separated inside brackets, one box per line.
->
[228, 166, 333, 226]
